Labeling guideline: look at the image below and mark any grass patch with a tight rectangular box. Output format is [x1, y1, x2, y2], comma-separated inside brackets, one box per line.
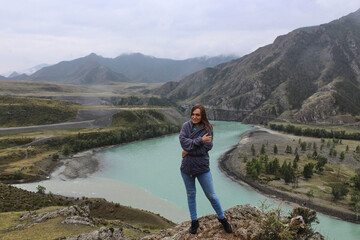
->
[0, 185, 174, 240]
[0, 216, 96, 240]
[111, 109, 169, 128]
[0, 138, 33, 149]
[0, 96, 79, 127]
[0, 183, 77, 212]
[87, 199, 173, 229]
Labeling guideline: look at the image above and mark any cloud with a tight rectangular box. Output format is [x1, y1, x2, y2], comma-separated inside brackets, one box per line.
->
[0, 0, 359, 73]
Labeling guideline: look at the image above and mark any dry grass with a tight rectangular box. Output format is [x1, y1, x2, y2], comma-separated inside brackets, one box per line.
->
[0, 80, 161, 97]
[0, 185, 174, 240]
[0, 216, 96, 240]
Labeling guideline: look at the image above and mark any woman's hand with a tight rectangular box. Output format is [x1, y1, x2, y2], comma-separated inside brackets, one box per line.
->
[202, 133, 212, 143]
[182, 150, 188, 158]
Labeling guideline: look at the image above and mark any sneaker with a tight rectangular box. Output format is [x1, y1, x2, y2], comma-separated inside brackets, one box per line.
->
[218, 217, 232, 233]
[189, 220, 199, 234]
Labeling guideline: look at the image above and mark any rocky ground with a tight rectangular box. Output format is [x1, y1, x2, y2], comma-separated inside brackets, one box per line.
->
[141, 205, 324, 240]
[1, 203, 324, 240]
[53, 150, 101, 179]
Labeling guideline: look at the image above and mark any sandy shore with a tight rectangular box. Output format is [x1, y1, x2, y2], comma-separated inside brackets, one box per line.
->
[53, 149, 101, 179]
[218, 127, 359, 224]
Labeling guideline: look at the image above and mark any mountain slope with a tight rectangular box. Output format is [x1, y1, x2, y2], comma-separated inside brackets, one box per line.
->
[29, 55, 130, 85]
[108, 53, 237, 83]
[11, 53, 236, 85]
[157, 9, 360, 124]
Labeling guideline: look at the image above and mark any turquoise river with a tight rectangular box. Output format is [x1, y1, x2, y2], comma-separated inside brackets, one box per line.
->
[16, 121, 359, 239]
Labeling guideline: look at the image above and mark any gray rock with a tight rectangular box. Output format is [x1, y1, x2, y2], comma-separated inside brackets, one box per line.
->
[66, 227, 127, 240]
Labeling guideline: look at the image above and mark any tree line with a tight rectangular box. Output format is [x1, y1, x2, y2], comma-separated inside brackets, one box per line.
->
[269, 123, 360, 141]
[56, 124, 180, 155]
[244, 142, 360, 209]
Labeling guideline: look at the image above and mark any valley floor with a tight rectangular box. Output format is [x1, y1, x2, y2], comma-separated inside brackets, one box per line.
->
[219, 127, 360, 224]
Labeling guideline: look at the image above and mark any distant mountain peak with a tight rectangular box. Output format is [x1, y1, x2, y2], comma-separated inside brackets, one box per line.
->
[2, 52, 238, 85]
[8, 71, 20, 78]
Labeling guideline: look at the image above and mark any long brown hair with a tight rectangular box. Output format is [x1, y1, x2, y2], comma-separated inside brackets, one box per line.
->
[191, 104, 213, 135]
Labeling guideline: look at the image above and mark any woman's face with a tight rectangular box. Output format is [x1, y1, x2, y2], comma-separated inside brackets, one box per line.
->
[191, 108, 202, 125]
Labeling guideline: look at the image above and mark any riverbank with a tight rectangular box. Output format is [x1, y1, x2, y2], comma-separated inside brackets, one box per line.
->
[218, 127, 360, 224]
[51, 131, 184, 180]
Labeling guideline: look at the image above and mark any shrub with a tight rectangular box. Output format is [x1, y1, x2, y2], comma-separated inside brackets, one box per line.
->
[303, 163, 314, 179]
[254, 204, 319, 240]
[316, 155, 328, 172]
[330, 183, 349, 200]
[36, 185, 46, 195]
[52, 153, 59, 161]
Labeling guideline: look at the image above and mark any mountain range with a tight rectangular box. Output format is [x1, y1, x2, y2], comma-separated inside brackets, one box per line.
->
[156, 9, 360, 124]
[2, 53, 236, 84]
[6, 64, 50, 78]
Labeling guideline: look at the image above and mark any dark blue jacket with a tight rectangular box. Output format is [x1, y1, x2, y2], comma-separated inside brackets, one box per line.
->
[179, 120, 213, 176]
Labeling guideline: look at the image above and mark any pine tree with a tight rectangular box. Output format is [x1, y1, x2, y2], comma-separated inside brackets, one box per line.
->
[273, 144, 278, 154]
[303, 163, 314, 179]
[294, 153, 300, 162]
[350, 191, 360, 221]
[312, 150, 318, 158]
[340, 151, 345, 161]
[333, 149, 337, 157]
[300, 142, 307, 151]
[251, 144, 256, 156]
[260, 144, 266, 155]
[292, 160, 298, 170]
[285, 145, 292, 154]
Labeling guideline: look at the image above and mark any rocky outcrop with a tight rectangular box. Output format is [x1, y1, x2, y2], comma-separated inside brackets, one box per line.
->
[6, 205, 95, 231]
[8, 204, 129, 239]
[293, 89, 338, 123]
[55, 150, 100, 179]
[66, 227, 128, 240]
[140, 205, 324, 240]
[3, 202, 324, 240]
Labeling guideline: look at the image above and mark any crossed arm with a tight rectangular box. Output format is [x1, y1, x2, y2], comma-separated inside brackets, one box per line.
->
[181, 133, 213, 158]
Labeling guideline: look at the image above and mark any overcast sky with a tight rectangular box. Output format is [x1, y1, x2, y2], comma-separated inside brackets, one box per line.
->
[0, 0, 359, 75]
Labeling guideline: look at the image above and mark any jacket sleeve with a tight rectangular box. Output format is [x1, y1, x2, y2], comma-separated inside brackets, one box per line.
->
[187, 130, 213, 156]
[179, 122, 203, 151]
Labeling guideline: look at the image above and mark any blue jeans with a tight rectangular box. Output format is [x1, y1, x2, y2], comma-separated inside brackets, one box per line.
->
[181, 171, 225, 220]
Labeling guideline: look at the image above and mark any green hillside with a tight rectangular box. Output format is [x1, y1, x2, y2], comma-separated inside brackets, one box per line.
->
[0, 97, 79, 127]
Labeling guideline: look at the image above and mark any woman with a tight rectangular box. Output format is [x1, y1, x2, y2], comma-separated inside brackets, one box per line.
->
[179, 104, 232, 234]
